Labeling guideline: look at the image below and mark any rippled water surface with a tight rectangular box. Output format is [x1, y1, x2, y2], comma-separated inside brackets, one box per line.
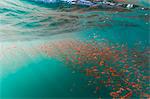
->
[0, 0, 150, 98]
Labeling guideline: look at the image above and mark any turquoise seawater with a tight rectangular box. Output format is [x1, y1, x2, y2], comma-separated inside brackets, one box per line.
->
[0, 0, 150, 99]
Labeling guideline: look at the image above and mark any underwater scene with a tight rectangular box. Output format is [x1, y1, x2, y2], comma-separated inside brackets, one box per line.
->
[0, 0, 150, 99]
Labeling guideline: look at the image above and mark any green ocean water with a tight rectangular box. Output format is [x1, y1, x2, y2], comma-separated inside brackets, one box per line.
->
[0, 0, 150, 98]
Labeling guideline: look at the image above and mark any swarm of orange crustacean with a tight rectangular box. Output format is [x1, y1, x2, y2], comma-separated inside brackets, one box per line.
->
[40, 37, 150, 98]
